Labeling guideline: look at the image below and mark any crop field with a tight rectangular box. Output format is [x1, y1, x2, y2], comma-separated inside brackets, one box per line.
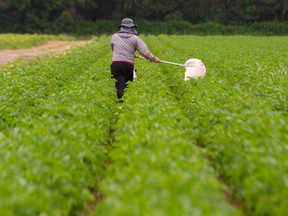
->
[0, 35, 287, 215]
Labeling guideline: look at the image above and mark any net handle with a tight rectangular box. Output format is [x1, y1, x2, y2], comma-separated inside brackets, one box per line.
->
[138, 56, 185, 67]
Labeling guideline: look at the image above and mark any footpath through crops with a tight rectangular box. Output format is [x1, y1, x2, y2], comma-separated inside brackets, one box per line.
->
[0, 35, 287, 215]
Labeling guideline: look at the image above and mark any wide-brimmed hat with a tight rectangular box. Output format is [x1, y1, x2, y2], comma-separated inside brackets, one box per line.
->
[119, 18, 137, 28]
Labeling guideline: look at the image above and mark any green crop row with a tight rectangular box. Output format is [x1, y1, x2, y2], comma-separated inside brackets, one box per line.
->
[1, 34, 286, 215]
[0, 36, 117, 215]
[96, 60, 240, 215]
[145, 35, 288, 215]
[0, 34, 77, 50]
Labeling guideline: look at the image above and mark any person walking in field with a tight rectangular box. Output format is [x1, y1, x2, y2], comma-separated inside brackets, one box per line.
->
[111, 18, 160, 99]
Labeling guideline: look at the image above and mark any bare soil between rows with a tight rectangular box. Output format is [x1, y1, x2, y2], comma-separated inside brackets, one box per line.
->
[0, 40, 88, 65]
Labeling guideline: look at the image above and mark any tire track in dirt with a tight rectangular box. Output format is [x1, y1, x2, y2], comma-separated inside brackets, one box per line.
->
[0, 40, 88, 65]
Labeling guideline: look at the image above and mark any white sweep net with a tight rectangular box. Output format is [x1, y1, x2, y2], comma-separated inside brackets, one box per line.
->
[184, 58, 206, 81]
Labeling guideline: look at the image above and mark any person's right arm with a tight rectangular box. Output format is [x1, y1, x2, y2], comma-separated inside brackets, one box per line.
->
[135, 37, 160, 62]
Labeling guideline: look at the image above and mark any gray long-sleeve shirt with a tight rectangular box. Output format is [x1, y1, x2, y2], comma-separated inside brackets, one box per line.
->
[111, 32, 156, 63]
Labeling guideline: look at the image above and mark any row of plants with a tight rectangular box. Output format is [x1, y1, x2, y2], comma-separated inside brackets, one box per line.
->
[96, 60, 240, 215]
[0, 36, 117, 215]
[0, 34, 78, 50]
[145, 35, 288, 215]
[1, 33, 286, 215]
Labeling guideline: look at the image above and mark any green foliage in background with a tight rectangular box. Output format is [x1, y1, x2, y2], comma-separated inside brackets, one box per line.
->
[0, 0, 287, 23]
[1, 19, 288, 36]
[0, 0, 287, 35]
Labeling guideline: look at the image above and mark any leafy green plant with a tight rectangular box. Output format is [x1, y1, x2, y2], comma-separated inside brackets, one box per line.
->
[1, 34, 287, 215]
[147, 35, 288, 215]
[0, 36, 117, 215]
[96, 59, 239, 215]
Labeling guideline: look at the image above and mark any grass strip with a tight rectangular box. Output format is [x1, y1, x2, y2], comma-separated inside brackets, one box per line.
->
[0, 34, 77, 50]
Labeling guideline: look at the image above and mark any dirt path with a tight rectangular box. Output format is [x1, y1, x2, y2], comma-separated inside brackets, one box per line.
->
[0, 40, 88, 65]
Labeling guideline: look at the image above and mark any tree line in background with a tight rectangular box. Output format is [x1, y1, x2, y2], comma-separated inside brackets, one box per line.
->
[0, 0, 287, 34]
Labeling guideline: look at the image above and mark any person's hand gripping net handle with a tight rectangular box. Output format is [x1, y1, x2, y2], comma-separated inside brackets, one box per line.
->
[137, 55, 185, 67]
[135, 54, 160, 63]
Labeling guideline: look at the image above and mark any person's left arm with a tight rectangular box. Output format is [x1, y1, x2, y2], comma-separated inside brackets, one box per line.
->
[111, 34, 115, 51]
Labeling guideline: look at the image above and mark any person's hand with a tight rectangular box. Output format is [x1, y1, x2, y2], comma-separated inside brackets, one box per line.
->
[154, 57, 160, 63]
[134, 54, 140, 58]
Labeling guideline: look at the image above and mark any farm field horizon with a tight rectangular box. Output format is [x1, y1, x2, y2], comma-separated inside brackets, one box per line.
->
[0, 34, 287, 215]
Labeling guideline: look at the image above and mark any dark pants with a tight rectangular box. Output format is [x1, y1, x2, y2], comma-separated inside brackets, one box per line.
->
[111, 61, 134, 99]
